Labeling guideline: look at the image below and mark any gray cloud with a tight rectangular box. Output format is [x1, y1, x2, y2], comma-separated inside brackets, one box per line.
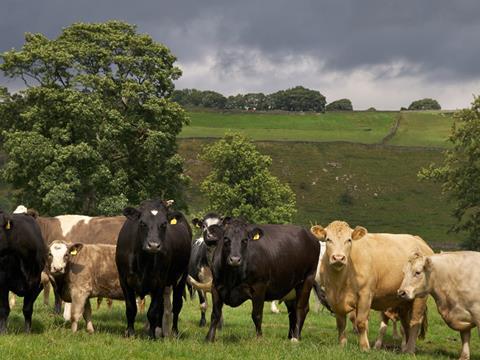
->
[1, 0, 480, 109]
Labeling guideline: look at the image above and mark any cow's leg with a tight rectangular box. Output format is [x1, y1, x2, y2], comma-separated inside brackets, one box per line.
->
[53, 287, 62, 315]
[120, 281, 137, 337]
[285, 300, 297, 339]
[63, 303, 72, 321]
[460, 329, 471, 360]
[336, 313, 347, 347]
[0, 288, 10, 334]
[96, 297, 103, 310]
[42, 280, 50, 306]
[70, 292, 88, 333]
[398, 310, 410, 352]
[404, 297, 426, 353]
[392, 319, 400, 340]
[356, 291, 373, 351]
[9, 292, 16, 309]
[107, 298, 113, 309]
[206, 286, 224, 342]
[172, 277, 186, 336]
[292, 274, 315, 341]
[23, 284, 42, 334]
[162, 286, 173, 337]
[83, 299, 94, 334]
[374, 311, 389, 350]
[147, 289, 163, 339]
[251, 286, 266, 338]
[198, 290, 207, 327]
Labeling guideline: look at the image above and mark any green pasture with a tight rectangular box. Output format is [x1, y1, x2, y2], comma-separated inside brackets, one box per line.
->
[387, 112, 454, 148]
[180, 111, 397, 144]
[180, 139, 462, 250]
[0, 295, 475, 359]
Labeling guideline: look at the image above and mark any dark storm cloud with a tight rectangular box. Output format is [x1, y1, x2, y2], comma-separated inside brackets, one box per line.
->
[1, 0, 479, 108]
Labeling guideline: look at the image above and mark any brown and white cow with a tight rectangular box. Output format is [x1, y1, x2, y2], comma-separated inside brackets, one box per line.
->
[310, 221, 432, 352]
[46, 240, 124, 333]
[398, 251, 480, 360]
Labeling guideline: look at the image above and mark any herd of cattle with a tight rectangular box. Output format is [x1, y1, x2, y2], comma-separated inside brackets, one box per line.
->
[0, 199, 479, 359]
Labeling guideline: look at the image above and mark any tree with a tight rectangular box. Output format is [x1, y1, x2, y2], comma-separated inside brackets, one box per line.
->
[225, 94, 245, 110]
[268, 86, 326, 112]
[408, 98, 441, 110]
[419, 97, 480, 249]
[199, 132, 296, 224]
[201, 90, 227, 109]
[326, 98, 353, 111]
[0, 21, 189, 215]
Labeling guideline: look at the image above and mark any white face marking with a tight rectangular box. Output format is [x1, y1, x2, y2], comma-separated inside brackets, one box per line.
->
[151, 210, 159, 216]
[49, 243, 69, 273]
[204, 217, 220, 228]
[13, 205, 27, 214]
[56, 215, 92, 237]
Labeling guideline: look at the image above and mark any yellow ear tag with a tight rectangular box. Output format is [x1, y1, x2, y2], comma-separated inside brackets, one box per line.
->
[195, 223, 201, 228]
[253, 233, 260, 240]
[170, 218, 177, 225]
[5, 221, 11, 230]
[70, 250, 78, 256]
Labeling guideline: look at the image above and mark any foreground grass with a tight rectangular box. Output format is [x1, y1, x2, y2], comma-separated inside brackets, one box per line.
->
[1, 295, 476, 359]
[180, 140, 463, 249]
[180, 111, 396, 144]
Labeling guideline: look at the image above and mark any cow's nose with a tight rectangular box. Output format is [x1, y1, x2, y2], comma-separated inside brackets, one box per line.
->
[52, 266, 62, 273]
[397, 289, 406, 298]
[227, 256, 242, 266]
[147, 241, 161, 250]
[332, 255, 346, 262]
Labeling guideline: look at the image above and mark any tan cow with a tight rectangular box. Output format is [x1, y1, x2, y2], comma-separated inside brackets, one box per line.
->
[398, 251, 480, 360]
[47, 240, 125, 333]
[310, 221, 432, 352]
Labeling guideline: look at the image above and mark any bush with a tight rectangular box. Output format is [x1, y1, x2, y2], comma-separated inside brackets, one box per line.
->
[408, 98, 441, 111]
[326, 99, 353, 111]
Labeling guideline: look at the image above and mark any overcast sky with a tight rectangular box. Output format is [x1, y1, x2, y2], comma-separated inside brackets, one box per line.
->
[1, 0, 479, 109]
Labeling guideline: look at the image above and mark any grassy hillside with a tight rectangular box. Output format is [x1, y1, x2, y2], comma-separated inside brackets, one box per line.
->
[180, 140, 460, 249]
[387, 112, 454, 148]
[0, 296, 475, 360]
[180, 111, 397, 144]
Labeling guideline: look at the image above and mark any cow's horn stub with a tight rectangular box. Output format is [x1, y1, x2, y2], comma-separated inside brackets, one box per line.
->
[165, 199, 174, 207]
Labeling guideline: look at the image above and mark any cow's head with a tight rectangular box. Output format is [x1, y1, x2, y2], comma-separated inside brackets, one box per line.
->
[397, 252, 432, 300]
[192, 213, 222, 246]
[310, 221, 367, 271]
[123, 199, 181, 254]
[47, 240, 83, 275]
[220, 218, 262, 268]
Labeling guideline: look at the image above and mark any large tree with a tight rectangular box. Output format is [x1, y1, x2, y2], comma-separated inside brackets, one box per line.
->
[408, 98, 441, 110]
[419, 97, 480, 249]
[0, 21, 189, 215]
[326, 98, 353, 111]
[200, 132, 296, 224]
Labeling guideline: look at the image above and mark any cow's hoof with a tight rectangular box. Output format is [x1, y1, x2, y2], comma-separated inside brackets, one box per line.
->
[290, 337, 299, 343]
[199, 319, 206, 327]
[374, 341, 382, 350]
[124, 329, 135, 338]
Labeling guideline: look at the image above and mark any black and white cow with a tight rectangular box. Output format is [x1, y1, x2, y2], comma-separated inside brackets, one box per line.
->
[0, 211, 47, 334]
[115, 199, 192, 339]
[206, 218, 319, 342]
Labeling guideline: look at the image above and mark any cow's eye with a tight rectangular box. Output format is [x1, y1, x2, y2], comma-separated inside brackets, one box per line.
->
[415, 271, 421, 277]
[326, 238, 332, 243]
[48, 253, 52, 258]
[345, 239, 352, 244]
[223, 237, 231, 245]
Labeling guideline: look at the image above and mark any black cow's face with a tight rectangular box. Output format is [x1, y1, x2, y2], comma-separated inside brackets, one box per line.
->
[124, 205, 172, 253]
[221, 219, 263, 268]
[192, 213, 222, 246]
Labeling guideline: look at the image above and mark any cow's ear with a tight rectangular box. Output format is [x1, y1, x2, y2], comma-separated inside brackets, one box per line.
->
[168, 211, 183, 225]
[424, 256, 432, 272]
[27, 209, 39, 219]
[249, 228, 264, 241]
[68, 243, 83, 256]
[221, 216, 232, 226]
[310, 225, 326, 241]
[123, 207, 141, 221]
[352, 226, 367, 240]
[192, 218, 203, 228]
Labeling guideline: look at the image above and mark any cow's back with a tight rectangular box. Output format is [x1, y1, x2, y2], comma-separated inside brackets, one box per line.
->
[351, 233, 433, 308]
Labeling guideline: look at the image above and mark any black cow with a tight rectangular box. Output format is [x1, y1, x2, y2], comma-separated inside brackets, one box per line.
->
[115, 199, 192, 339]
[206, 218, 319, 342]
[188, 213, 222, 326]
[0, 211, 47, 334]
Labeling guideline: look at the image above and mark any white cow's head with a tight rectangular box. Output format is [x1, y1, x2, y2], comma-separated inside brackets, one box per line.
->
[310, 221, 367, 271]
[398, 252, 432, 300]
[47, 240, 83, 275]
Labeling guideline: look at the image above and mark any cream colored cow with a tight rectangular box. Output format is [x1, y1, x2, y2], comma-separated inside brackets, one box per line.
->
[398, 251, 480, 360]
[310, 221, 432, 352]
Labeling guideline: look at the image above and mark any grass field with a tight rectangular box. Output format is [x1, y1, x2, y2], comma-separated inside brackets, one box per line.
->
[180, 111, 397, 144]
[180, 139, 463, 249]
[0, 295, 476, 359]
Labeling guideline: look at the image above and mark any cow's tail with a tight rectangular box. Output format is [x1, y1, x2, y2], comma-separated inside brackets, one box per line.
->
[187, 275, 212, 292]
[419, 305, 428, 340]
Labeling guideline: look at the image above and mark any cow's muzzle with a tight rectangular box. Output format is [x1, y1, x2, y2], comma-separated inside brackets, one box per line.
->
[144, 241, 163, 253]
[397, 289, 414, 300]
[227, 255, 242, 267]
[329, 255, 347, 269]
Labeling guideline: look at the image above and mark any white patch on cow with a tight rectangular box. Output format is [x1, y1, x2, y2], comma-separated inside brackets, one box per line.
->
[13, 205, 27, 214]
[56, 215, 92, 237]
[49, 242, 69, 273]
[204, 217, 220, 228]
[194, 237, 204, 245]
[151, 210, 158, 216]
[63, 302, 71, 321]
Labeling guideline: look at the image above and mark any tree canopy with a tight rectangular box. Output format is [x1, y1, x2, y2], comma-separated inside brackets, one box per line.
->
[0, 21, 189, 215]
[408, 98, 441, 110]
[199, 132, 296, 224]
[419, 97, 480, 249]
[326, 98, 353, 111]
